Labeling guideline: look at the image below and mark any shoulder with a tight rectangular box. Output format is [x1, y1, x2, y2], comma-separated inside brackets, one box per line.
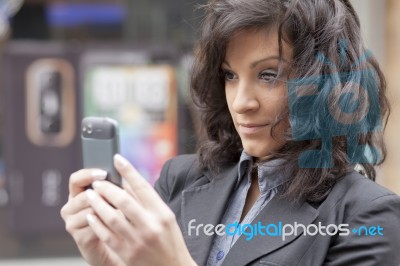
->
[162, 154, 200, 178]
[321, 169, 400, 228]
[327, 170, 400, 210]
[323, 171, 400, 264]
[154, 154, 206, 203]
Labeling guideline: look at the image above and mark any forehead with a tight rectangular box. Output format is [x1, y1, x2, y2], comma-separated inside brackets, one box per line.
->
[224, 27, 292, 63]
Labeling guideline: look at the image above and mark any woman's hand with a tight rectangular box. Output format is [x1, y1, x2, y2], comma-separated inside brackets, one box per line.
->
[85, 154, 196, 266]
[60, 169, 124, 266]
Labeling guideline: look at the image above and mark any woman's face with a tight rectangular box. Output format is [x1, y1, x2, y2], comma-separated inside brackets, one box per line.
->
[223, 27, 293, 160]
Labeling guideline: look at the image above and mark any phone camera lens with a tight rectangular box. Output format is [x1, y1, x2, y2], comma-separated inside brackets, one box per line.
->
[87, 124, 93, 134]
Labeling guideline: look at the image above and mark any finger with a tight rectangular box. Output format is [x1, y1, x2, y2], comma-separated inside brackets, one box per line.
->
[69, 169, 107, 197]
[92, 181, 149, 227]
[85, 188, 138, 243]
[113, 154, 164, 210]
[86, 213, 127, 252]
[72, 226, 100, 248]
[61, 192, 91, 219]
[65, 207, 94, 233]
[122, 179, 138, 200]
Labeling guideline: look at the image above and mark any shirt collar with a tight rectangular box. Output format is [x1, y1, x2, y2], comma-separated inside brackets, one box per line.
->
[237, 150, 291, 194]
[237, 151, 252, 182]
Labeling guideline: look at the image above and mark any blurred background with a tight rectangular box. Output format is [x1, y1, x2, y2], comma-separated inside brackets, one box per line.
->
[0, 0, 398, 265]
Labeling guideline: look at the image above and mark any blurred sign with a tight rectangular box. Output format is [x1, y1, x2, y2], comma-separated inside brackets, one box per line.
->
[2, 42, 183, 235]
[3, 42, 81, 234]
[81, 51, 178, 185]
[46, 3, 125, 27]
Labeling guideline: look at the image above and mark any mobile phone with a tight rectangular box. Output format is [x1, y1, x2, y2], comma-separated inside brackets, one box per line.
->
[81, 117, 121, 186]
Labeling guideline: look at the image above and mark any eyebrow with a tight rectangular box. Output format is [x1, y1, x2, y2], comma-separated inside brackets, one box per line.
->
[222, 55, 288, 69]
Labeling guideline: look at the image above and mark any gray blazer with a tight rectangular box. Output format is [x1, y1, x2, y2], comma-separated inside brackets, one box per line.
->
[154, 154, 400, 266]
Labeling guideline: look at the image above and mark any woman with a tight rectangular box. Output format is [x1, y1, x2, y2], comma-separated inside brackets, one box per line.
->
[61, 0, 400, 265]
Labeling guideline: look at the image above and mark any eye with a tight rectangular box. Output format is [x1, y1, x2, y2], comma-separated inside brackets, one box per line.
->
[222, 70, 237, 81]
[258, 70, 278, 82]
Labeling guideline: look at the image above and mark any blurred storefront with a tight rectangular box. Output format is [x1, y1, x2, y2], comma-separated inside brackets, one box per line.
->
[0, 0, 204, 259]
[0, 0, 398, 262]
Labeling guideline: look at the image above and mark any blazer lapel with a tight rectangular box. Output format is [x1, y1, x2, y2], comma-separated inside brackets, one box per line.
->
[181, 163, 238, 266]
[222, 195, 319, 266]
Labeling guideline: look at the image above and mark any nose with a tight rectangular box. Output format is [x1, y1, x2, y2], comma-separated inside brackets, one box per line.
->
[231, 80, 259, 114]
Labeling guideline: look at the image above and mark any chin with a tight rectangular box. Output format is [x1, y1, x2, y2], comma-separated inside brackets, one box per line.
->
[242, 140, 284, 160]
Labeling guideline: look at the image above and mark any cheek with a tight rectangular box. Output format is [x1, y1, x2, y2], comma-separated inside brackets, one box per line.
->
[225, 89, 236, 118]
[263, 93, 287, 117]
[264, 93, 289, 136]
[272, 110, 290, 145]
[274, 86, 288, 113]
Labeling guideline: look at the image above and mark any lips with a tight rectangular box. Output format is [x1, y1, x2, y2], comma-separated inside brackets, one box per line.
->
[238, 123, 269, 134]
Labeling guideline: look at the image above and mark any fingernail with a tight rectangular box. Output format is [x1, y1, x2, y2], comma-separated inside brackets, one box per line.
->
[91, 170, 107, 180]
[86, 189, 96, 200]
[114, 154, 128, 168]
[86, 213, 96, 223]
[92, 181, 102, 189]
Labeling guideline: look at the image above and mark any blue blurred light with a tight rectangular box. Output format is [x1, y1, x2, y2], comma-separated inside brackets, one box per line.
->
[46, 3, 125, 27]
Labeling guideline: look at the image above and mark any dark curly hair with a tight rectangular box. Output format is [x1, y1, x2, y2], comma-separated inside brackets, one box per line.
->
[190, 0, 390, 203]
